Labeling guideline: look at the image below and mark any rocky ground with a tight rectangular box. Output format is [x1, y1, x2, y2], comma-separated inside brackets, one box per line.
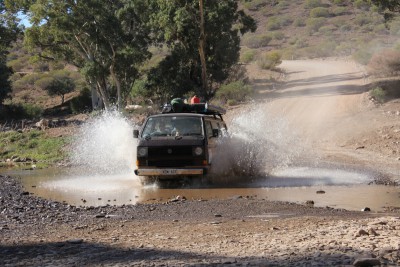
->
[1, 174, 400, 266]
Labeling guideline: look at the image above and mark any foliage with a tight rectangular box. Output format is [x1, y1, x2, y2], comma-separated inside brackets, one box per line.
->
[215, 81, 253, 104]
[310, 7, 330, 18]
[0, 2, 20, 106]
[367, 49, 400, 77]
[371, 0, 400, 12]
[305, 0, 326, 9]
[257, 51, 282, 70]
[306, 18, 327, 34]
[146, 0, 257, 99]
[242, 34, 272, 48]
[369, 87, 386, 103]
[35, 72, 76, 104]
[70, 88, 92, 114]
[17, 0, 152, 110]
[0, 102, 43, 120]
[0, 130, 68, 163]
[240, 49, 257, 63]
[354, 0, 371, 11]
[294, 18, 306, 27]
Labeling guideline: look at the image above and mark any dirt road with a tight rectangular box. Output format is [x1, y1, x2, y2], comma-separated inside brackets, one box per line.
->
[245, 59, 400, 180]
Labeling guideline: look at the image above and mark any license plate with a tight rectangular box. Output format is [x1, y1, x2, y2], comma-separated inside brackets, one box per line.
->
[161, 169, 178, 175]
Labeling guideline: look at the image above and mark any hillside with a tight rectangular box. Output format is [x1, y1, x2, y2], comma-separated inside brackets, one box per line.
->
[3, 0, 400, 119]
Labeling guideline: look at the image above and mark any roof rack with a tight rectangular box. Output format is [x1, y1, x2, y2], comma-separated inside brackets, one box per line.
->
[161, 102, 226, 116]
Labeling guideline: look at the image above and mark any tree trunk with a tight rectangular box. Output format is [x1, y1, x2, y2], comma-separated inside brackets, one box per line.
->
[97, 78, 111, 111]
[198, 0, 208, 97]
[110, 64, 122, 111]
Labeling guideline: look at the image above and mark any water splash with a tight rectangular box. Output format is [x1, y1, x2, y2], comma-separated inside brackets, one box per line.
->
[211, 103, 309, 177]
[70, 111, 138, 175]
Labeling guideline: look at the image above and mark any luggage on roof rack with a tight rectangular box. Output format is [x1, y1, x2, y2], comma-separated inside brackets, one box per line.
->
[161, 101, 226, 115]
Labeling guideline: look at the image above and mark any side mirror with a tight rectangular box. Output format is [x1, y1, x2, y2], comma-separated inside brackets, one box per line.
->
[133, 129, 139, 138]
[212, 129, 219, 138]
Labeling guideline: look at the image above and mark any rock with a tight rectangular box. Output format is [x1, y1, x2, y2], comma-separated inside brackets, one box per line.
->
[353, 258, 380, 267]
[355, 229, 369, 237]
[305, 200, 314, 206]
[361, 207, 371, 212]
[214, 214, 222, 217]
[95, 214, 106, 218]
[355, 146, 365, 150]
[368, 228, 378, 236]
[316, 190, 325, 194]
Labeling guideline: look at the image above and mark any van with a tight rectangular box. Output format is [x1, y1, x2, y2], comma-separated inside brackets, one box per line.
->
[133, 102, 227, 183]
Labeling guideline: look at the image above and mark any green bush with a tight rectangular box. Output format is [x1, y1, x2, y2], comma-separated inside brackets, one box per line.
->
[354, 14, 372, 26]
[310, 7, 330, 18]
[389, 19, 400, 36]
[354, 0, 370, 11]
[266, 20, 281, 31]
[294, 18, 306, 27]
[240, 49, 257, 63]
[215, 81, 253, 103]
[332, 7, 347, 16]
[242, 0, 267, 11]
[0, 103, 43, 120]
[369, 87, 386, 103]
[70, 88, 92, 114]
[242, 34, 272, 48]
[306, 18, 326, 34]
[257, 51, 282, 70]
[332, 0, 346, 6]
[271, 31, 285, 41]
[305, 0, 325, 9]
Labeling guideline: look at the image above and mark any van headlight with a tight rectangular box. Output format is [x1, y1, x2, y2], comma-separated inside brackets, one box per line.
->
[137, 147, 148, 157]
[193, 147, 203, 156]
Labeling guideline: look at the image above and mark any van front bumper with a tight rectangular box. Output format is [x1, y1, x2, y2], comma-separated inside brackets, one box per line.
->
[135, 168, 205, 176]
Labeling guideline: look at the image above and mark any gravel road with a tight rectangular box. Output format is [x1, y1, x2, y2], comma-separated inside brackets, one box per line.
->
[1, 174, 399, 266]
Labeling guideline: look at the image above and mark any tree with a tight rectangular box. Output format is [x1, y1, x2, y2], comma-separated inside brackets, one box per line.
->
[35, 74, 75, 104]
[146, 0, 256, 100]
[0, 2, 20, 106]
[15, 0, 151, 110]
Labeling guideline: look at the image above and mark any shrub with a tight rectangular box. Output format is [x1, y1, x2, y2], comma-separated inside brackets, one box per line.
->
[306, 18, 326, 34]
[354, 0, 370, 11]
[332, 0, 346, 6]
[240, 49, 257, 63]
[354, 14, 372, 26]
[242, 0, 267, 11]
[369, 87, 386, 103]
[0, 103, 43, 120]
[319, 25, 336, 35]
[70, 88, 92, 114]
[215, 81, 253, 103]
[305, 0, 325, 9]
[294, 18, 306, 27]
[266, 20, 281, 31]
[310, 7, 330, 18]
[367, 49, 400, 77]
[332, 7, 348, 16]
[271, 31, 285, 41]
[35, 74, 75, 104]
[242, 34, 272, 48]
[257, 51, 282, 70]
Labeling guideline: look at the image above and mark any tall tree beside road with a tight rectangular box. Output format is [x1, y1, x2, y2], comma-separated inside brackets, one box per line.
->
[14, 0, 151, 110]
[0, 2, 19, 106]
[147, 0, 256, 99]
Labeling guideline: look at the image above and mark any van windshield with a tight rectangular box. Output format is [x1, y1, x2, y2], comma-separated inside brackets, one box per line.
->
[142, 116, 203, 137]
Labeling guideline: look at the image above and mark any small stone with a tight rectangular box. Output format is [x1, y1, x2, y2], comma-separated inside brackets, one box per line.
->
[361, 207, 371, 212]
[316, 190, 325, 194]
[368, 228, 379, 236]
[214, 214, 222, 217]
[305, 200, 314, 206]
[355, 229, 369, 237]
[95, 214, 105, 218]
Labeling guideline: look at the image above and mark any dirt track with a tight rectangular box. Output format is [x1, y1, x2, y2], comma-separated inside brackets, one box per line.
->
[1, 59, 400, 266]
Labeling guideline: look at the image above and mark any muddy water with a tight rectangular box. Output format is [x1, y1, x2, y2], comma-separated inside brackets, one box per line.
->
[2, 166, 399, 212]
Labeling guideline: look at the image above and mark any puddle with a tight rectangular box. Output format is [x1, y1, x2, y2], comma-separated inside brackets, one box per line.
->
[1, 166, 399, 212]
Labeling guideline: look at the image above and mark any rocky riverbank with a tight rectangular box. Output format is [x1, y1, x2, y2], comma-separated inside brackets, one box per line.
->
[1, 174, 400, 266]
